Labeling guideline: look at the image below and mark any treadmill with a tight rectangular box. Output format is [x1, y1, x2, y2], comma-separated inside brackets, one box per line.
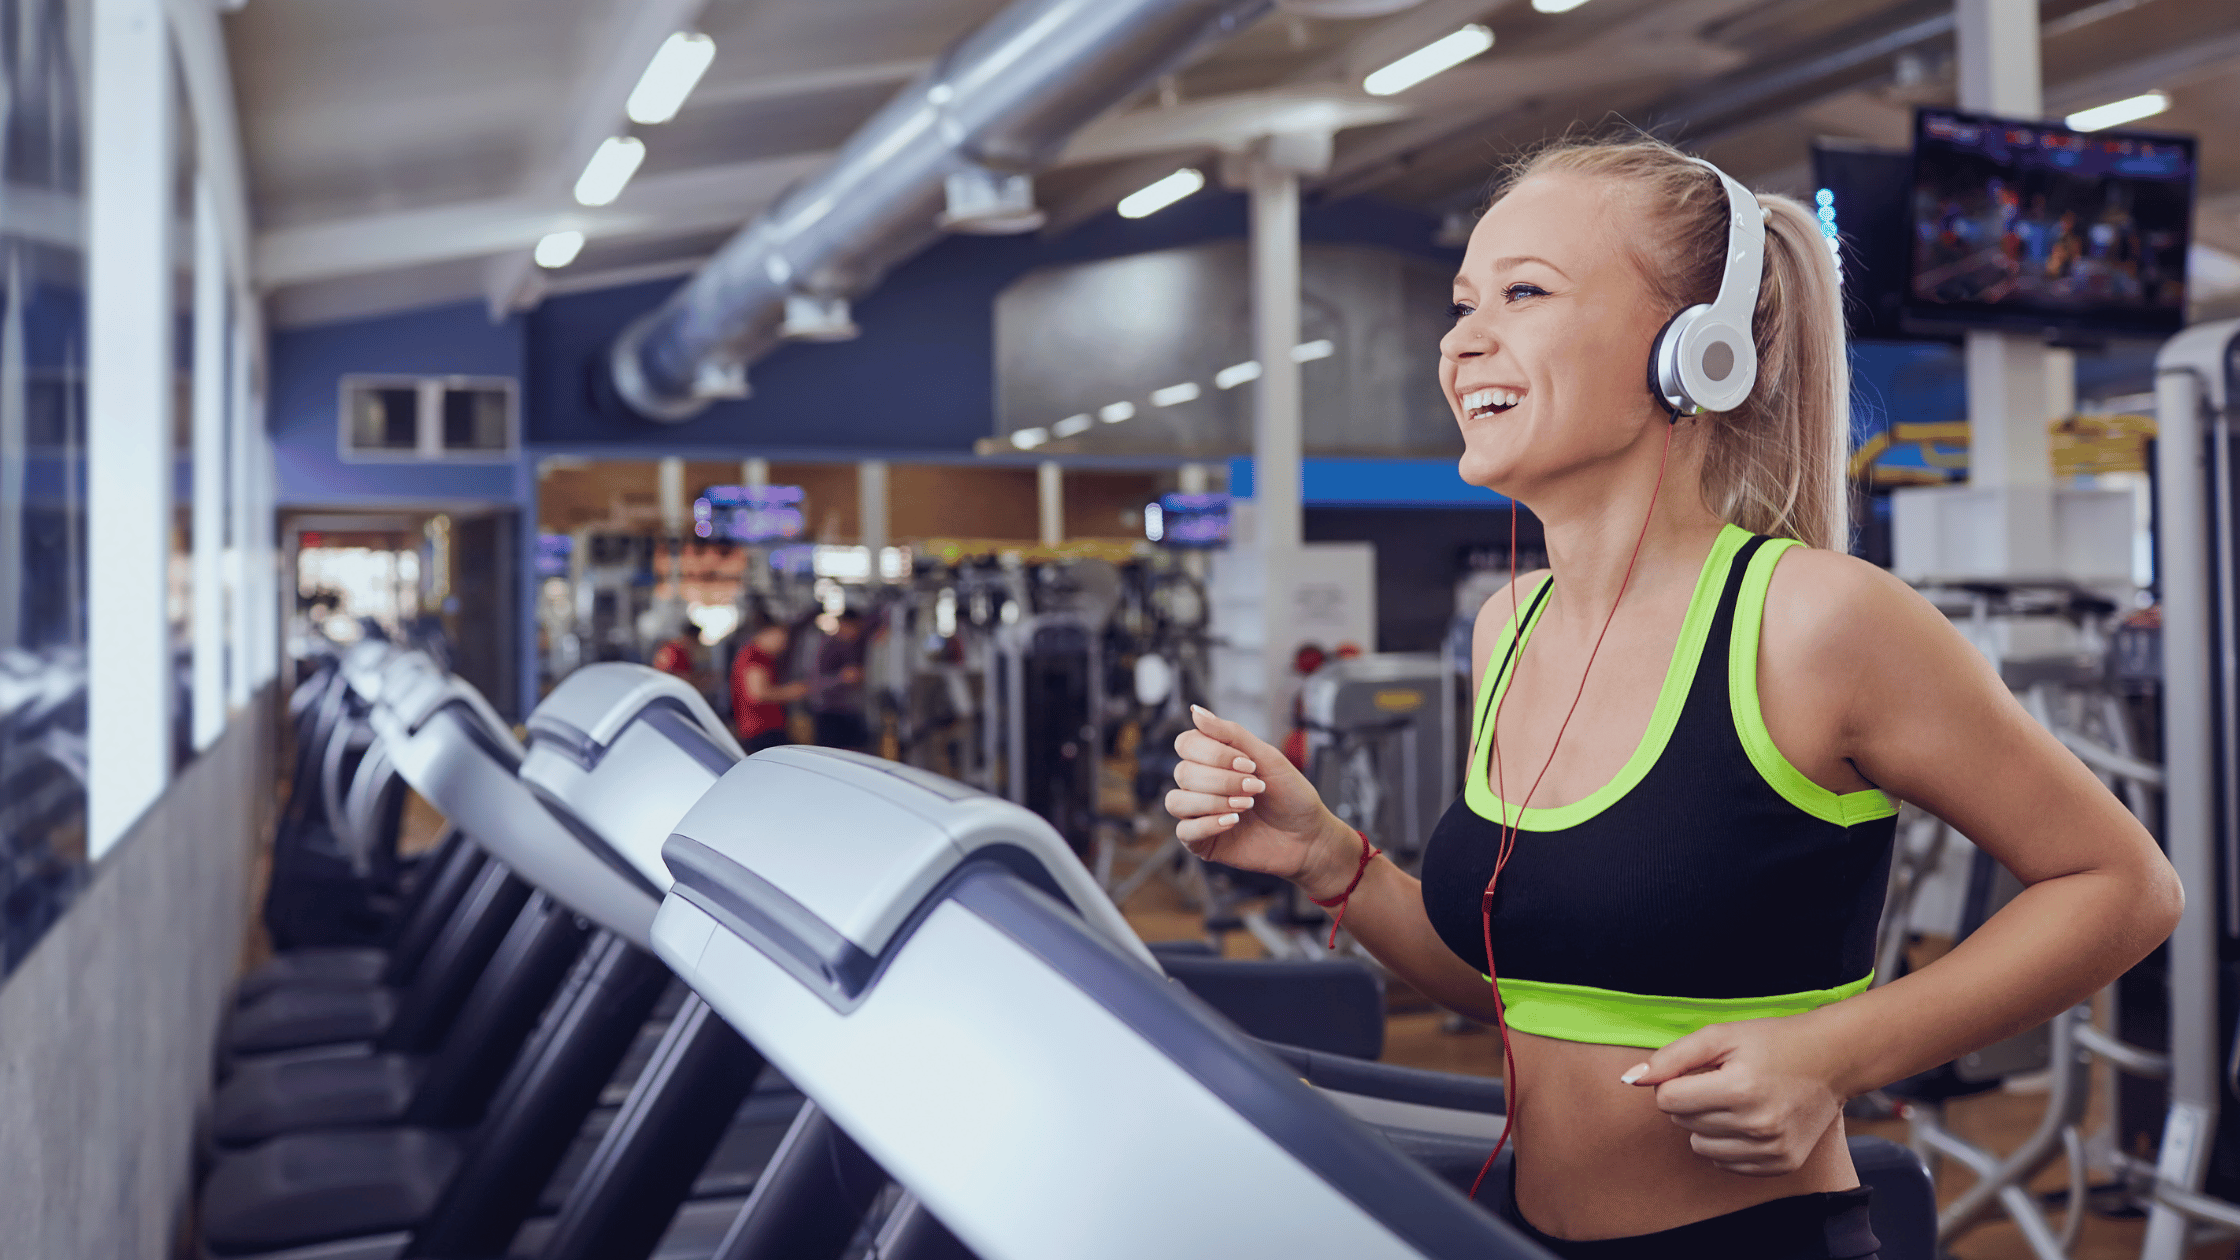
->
[201, 665, 777, 1260]
[652, 745, 1558, 1259]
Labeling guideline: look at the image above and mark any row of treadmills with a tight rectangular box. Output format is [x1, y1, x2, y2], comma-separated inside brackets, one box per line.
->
[201, 638, 1937, 1260]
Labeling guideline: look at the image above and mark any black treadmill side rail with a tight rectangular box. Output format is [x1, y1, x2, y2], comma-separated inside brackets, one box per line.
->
[402, 932, 672, 1259]
[402, 891, 593, 1127]
[709, 1102, 886, 1260]
[377, 864, 533, 1055]
[379, 833, 487, 987]
[536, 996, 768, 1260]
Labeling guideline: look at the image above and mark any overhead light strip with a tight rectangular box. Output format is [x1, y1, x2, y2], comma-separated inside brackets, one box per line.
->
[627, 32, 718, 125]
[1363, 25, 1493, 97]
[1118, 168, 1204, 219]
[2064, 90, 2170, 132]
[575, 136, 647, 207]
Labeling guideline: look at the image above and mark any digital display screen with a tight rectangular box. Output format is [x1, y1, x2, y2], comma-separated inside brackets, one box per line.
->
[1811, 143, 1928, 343]
[1907, 107, 2195, 338]
[1146, 493, 1230, 549]
[694, 484, 806, 543]
[534, 533, 573, 578]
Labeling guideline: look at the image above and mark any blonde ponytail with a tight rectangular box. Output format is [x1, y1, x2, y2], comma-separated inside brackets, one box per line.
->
[1491, 136, 1850, 550]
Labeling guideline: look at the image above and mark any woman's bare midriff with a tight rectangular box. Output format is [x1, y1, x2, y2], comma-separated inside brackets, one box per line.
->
[1504, 1028, 1858, 1240]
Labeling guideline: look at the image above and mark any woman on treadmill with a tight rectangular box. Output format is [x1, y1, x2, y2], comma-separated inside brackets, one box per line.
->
[1165, 135, 2181, 1259]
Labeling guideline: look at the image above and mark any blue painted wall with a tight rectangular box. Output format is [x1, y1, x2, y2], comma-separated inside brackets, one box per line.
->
[523, 191, 1458, 453]
[268, 300, 530, 507]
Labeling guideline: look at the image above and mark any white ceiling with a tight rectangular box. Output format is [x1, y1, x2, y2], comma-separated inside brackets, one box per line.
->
[224, 0, 2240, 329]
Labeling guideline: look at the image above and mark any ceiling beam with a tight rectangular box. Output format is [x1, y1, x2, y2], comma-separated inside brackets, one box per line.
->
[683, 58, 928, 113]
[1060, 86, 1408, 166]
[256, 152, 829, 288]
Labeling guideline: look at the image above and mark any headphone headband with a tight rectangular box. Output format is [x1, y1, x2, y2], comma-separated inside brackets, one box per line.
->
[1648, 157, 1765, 418]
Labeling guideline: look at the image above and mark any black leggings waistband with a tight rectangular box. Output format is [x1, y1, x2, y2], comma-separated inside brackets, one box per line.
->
[1492, 1164, 1880, 1260]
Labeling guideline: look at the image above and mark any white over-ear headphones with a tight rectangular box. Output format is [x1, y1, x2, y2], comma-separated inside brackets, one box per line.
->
[1647, 158, 1766, 420]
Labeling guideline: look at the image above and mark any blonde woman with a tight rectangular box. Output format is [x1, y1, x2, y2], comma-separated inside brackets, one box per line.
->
[1167, 136, 2180, 1258]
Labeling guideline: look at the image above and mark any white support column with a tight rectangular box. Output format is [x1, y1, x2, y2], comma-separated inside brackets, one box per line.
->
[657, 456, 686, 536]
[1957, 0, 2055, 574]
[742, 457, 768, 494]
[248, 369, 276, 689]
[0, 249, 24, 651]
[190, 177, 227, 749]
[226, 297, 253, 711]
[1036, 461, 1062, 548]
[859, 459, 889, 567]
[86, 0, 173, 855]
[1250, 146, 1307, 739]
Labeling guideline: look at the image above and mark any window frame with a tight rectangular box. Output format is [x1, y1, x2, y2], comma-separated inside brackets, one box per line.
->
[336, 373, 519, 464]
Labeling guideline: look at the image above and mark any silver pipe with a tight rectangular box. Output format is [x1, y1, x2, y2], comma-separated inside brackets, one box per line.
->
[611, 0, 1274, 420]
[1938, 1008, 2092, 1243]
[2074, 1019, 2171, 1079]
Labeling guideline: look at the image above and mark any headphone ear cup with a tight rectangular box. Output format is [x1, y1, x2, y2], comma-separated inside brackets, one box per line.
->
[1647, 306, 1701, 420]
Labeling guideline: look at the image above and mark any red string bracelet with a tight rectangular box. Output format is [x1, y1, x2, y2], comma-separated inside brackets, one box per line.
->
[1307, 830, 1381, 949]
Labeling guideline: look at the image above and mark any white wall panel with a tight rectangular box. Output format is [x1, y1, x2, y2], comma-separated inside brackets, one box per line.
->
[86, 0, 174, 856]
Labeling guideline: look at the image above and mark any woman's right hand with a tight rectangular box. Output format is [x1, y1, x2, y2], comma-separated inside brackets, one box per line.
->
[1165, 705, 1359, 899]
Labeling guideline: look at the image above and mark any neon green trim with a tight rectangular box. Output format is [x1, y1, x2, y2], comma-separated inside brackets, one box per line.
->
[1728, 540, 1899, 827]
[1490, 972, 1876, 1049]
[1464, 525, 1752, 832]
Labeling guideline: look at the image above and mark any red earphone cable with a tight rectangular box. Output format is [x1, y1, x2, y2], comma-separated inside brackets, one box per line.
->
[1467, 423, 1675, 1200]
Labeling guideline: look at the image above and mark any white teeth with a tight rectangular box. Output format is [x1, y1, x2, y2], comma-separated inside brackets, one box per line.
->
[1462, 388, 1522, 413]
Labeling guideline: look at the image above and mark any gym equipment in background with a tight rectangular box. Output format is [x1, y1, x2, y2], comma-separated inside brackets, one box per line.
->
[1300, 651, 1455, 871]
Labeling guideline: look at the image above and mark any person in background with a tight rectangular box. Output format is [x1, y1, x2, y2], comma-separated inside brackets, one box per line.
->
[810, 609, 868, 752]
[646, 600, 699, 684]
[729, 618, 807, 754]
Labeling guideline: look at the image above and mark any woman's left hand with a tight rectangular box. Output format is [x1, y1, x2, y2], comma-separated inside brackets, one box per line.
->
[1620, 1015, 1846, 1177]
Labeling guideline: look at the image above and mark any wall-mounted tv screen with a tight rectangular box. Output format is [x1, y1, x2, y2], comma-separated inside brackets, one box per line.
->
[694, 484, 806, 543]
[1906, 106, 2195, 339]
[1146, 493, 1229, 549]
[1812, 141, 1938, 343]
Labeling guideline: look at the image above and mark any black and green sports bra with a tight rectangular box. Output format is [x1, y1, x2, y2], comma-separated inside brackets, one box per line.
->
[1420, 526, 1899, 1050]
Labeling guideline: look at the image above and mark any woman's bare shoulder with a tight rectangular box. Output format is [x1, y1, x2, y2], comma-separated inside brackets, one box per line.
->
[1758, 544, 1984, 703]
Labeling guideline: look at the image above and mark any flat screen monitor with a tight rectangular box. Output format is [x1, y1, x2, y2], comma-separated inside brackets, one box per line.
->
[1905, 106, 2195, 339]
[535, 533, 573, 578]
[694, 484, 806, 543]
[1147, 493, 1229, 549]
[1811, 141, 1930, 343]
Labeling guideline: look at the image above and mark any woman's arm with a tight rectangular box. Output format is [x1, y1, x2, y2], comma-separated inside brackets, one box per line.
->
[1774, 553, 2180, 1095]
[1168, 573, 1548, 1024]
[741, 662, 808, 705]
[1172, 709, 1507, 1023]
[1628, 551, 2181, 1174]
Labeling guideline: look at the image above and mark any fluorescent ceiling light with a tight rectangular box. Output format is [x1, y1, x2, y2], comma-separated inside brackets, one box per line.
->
[533, 230, 585, 269]
[626, 32, 717, 125]
[1118, 168, 1204, 219]
[1531, 0, 1590, 12]
[1010, 428, 1049, 450]
[1291, 339, 1335, 363]
[2064, 91, 2170, 132]
[1150, 382, 1201, 407]
[574, 136, 647, 207]
[1363, 25, 1492, 97]
[1052, 414, 1093, 438]
[1098, 401, 1136, 423]
[1214, 361, 1262, 390]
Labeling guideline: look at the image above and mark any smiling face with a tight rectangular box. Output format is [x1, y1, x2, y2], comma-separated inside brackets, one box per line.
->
[1440, 171, 1678, 498]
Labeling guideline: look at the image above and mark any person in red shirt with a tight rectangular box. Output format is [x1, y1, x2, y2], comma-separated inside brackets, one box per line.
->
[729, 619, 808, 754]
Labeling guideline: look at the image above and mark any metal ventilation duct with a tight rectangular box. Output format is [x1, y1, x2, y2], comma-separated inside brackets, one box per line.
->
[610, 0, 1277, 422]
